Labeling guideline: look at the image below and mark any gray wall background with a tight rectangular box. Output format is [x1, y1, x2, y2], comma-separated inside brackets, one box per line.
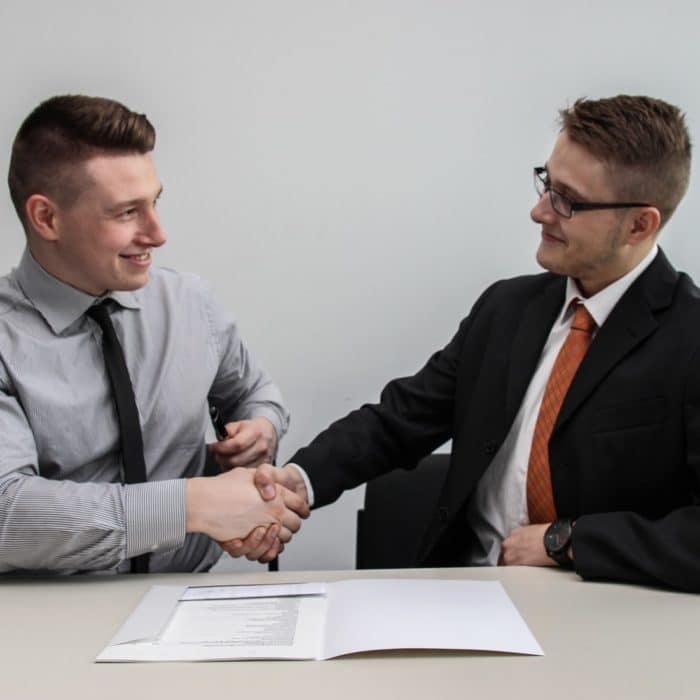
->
[1, 1, 698, 573]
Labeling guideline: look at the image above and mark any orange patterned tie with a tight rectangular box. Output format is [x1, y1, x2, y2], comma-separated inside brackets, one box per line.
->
[526, 301, 596, 523]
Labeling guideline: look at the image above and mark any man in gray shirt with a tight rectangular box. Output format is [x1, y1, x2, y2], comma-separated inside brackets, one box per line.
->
[0, 94, 308, 574]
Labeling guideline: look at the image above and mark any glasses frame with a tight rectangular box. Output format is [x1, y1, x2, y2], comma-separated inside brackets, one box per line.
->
[534, 167, 653, 219]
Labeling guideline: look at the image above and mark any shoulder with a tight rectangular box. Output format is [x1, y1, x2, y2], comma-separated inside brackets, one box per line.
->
[141, 266, 220, 309]
[145, 265, 210, 294]
[140, 267, 236, 338]
[471, 271, 561, 312]
[674, 271, 700, 304]
[0, 269, 31, 320]
[647, 251, 700, 318]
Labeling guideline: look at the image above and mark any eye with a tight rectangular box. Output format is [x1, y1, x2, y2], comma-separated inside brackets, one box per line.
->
[117, 207, 138, 220]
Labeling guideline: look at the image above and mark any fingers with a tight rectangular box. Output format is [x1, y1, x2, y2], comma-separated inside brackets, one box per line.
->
[278, 465, 309, 503]
[277, 504, 302, 534]
[219, 525, 284, 563]
[281, 484, 310, 519]
[219, 525, 268, 558]
[208, 426, 256, 457]
[259, 541, 284, 563]
[222, 443, 271, 468]
[244, 525, 283, 561]
[253, 464, 310, 517]
[277, 526, 293, 544]
[254, 463, 277, 500]
[208, 419, 276, 468]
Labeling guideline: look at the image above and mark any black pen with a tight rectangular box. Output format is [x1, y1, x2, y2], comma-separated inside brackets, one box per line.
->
[209, 405, 229, 441]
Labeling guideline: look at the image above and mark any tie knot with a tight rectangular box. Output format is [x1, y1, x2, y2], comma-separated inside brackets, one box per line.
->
[86, 300, 112, 327]
[571, 302, 596, 334]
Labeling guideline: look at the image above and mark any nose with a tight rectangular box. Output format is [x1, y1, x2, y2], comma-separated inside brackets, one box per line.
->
[139, 207, 167, 247]
[530, 191, 556, 225]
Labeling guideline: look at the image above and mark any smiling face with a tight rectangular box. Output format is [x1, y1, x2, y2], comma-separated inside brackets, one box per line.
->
[39, 152, 166, 295]
[530, 131, 649, 297]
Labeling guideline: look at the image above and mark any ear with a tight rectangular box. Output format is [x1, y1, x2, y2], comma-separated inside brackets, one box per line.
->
[627, 206, 661, 245]
[25, 194, 61, 242]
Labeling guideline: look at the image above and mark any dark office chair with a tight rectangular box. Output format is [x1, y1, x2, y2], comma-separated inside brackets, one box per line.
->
[356, 453, 450, 569]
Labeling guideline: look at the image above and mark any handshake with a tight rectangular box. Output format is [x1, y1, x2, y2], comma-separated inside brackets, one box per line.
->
[186, 463, 310, 563]
[185, 416, 311, 562]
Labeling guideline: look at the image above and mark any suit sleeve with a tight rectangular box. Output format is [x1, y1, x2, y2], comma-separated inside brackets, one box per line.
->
[572, 344, 700, 592]
[291, 284, 499, 507]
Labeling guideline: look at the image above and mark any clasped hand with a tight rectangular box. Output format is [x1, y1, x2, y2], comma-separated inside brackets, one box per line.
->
[185, 466, 309, 557]
[219, 463, 309, 563]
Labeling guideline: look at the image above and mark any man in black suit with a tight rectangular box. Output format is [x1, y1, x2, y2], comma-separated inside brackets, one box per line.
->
[228, 95, 700, 591]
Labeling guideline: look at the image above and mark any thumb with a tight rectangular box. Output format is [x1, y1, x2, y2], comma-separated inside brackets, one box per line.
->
[253, 463, 277, 501]
[223, 420, 243, 438]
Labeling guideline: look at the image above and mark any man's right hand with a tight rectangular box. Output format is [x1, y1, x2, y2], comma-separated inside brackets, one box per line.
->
[220, 464, 310, 562]
[185, 467, 309, 544]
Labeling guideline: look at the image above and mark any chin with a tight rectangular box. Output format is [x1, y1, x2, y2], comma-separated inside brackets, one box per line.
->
[536, 246, 570, 278]
[113, 272, 150, 292]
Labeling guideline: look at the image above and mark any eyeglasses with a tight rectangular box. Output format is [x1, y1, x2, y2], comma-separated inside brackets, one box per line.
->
[534, 167, 653, 219]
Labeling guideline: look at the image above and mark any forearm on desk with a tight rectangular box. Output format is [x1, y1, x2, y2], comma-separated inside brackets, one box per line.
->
[573, 507, 700, 592]
[0, 471, 186, 572]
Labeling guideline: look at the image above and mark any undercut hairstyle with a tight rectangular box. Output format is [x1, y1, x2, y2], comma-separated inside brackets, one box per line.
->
[8, 95, 156, 232]
[559, 95, 692, 228]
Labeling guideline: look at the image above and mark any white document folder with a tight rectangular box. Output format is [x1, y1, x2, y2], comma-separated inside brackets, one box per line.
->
[96, 578, 543, 662]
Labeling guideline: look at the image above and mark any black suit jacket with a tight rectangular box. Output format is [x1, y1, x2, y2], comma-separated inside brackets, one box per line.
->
[292, 249, 700, 591]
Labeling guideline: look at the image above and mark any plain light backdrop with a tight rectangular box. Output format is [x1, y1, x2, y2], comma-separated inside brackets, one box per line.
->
[0, 1, 698, 572]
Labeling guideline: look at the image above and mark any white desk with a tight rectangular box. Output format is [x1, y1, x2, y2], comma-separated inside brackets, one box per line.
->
[2, 566, 697, 700]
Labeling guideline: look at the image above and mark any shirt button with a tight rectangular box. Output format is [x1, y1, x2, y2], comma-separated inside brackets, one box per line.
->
[484, 440, 498, 455]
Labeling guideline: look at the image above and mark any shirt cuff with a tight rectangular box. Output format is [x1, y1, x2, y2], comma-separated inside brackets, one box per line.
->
[287, 463, 315, 507]
[124, 480, 187, 558]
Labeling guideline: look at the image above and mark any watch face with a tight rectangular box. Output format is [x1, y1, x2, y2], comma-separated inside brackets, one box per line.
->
[546, 519, 572, 553]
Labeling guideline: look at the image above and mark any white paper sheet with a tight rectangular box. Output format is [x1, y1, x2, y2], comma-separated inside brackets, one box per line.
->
[322, 579, 542, 658]
[96, 578, 543, 662]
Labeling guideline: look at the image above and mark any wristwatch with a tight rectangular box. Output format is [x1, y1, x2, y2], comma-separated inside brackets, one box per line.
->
[544, 518, 574, 567]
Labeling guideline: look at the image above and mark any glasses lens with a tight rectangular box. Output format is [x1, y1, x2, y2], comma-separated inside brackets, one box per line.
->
[535, 173, 545, 197]
[549, 190, 572, 218]
[534, 169, 546, 197]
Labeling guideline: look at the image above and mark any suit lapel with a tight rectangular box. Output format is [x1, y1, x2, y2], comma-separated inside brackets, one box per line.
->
[505, 276, 565, 423]
[554, 249, 678, 430]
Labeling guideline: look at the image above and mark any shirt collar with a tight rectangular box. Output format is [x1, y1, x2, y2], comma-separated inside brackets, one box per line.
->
[560, 244, 659, 328]
[14, 248, 142, 334]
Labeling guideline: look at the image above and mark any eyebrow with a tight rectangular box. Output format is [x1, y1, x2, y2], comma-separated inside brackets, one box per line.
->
[105, 186, 163, 214]
[543, 164, 587, 201]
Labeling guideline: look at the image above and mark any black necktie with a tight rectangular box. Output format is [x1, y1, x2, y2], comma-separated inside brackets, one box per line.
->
[87, 301, 149, 574]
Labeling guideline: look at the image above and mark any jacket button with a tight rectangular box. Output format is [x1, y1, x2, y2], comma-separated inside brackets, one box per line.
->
[438, 507, 449, 522]
[484, 440, 498, 456]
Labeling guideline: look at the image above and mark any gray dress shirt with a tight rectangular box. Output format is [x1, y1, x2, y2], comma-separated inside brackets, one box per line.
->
[0, 249, 289, 574]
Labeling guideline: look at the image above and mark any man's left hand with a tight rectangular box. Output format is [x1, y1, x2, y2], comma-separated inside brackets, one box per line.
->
[499, 524, 554, 566]
[208, 416, 278, 469]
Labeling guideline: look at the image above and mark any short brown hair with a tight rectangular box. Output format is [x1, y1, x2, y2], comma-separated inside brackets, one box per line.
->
[8, 95, 156, 231]
[559, 95, 692, 227]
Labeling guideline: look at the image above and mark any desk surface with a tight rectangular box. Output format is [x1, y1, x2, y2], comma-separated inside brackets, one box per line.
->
[2, 566, 696, 700]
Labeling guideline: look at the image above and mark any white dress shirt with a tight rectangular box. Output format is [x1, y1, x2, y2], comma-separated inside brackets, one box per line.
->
[465, 245, 659, 564]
